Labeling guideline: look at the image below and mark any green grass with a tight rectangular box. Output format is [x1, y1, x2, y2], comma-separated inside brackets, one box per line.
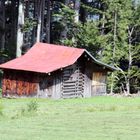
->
[0, 96, 140, 140]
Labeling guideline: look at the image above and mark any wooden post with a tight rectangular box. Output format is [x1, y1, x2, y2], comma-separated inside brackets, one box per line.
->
[16, 0, 24, 57]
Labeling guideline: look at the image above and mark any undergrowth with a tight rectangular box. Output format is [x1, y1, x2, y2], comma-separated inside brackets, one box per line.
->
[86, 104, 140, 112]
[0, 102, 3, 116]
[11, 100, 38, 119]
[0, 88, 2, 97]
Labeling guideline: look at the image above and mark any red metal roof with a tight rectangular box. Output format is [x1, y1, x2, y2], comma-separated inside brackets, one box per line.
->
[0, 43, 85, 73]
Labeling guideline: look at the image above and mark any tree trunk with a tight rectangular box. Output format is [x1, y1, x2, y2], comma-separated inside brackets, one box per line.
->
[36, 0, 42, 42]
[46, 0, 51, 43]
[110, 11, 117, 94]
[74, 0, 80, 22]
[1, 1, 5, 51]
[16, 0, 24, 57]
[101, 13, 105, 35]
[79, 0, 87, 23]
[126, 27, 134, 95]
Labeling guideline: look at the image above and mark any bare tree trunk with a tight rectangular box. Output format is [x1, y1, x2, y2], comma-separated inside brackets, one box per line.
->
[16, 0, 24, 57]
[110, 11, 117, 94]
[36, 0, 42, 42]
[101, 14, 105, 35]
[74, 0, 80, 22]
[126, 27, 134, 95]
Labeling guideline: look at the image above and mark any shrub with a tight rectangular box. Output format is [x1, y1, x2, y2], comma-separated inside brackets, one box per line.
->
[0, 103, 3, 116]
[0, 88, 2, 97]
[27, 100, 38, 112]
[11, 100, 38, 119]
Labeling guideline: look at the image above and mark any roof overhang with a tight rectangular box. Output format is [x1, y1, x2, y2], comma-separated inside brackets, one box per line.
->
[84, 50, 117, 71]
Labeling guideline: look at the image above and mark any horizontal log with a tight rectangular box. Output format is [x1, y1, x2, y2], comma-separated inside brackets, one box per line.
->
[63, 89, 83, 94]
[62, 82, 76, 86]
[63, 74, 71, 77]
[63, 89, 76, 93]
[62, 86, 84, 91]
[62, 95, 78, 99]
[62, 84, 76, 87]
[62, 92, 82, 96]
[62, 86, 76, 89]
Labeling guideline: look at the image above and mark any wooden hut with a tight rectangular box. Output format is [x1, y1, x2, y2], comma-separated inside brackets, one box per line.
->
[0, 43, 116, 99]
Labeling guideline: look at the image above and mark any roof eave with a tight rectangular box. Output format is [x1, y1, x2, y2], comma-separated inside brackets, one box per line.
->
[84, 50, 118, 71]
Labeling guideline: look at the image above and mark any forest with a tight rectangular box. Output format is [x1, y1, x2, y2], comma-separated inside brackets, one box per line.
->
[0, 0, 140, 94]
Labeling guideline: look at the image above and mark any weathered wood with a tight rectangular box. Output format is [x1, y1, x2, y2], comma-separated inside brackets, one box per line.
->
[92, 72, 107, 95]
[51, 72, 62, 99]
[61, 63, 85, 98]
[83, 66, 92, 97]
[2, 70, 38, 97]
[63, 89, 77, 93]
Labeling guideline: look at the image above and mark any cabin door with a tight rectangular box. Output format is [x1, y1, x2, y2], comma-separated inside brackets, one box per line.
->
[92, 72, 107, 96]
[61, 65, 84, 98]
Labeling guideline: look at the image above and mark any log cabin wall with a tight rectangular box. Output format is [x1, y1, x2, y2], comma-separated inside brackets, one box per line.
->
[38, 62, 86, 99]
[2, 70, 38, 97]
[78, 55, 92, 97]
[60, 63, 85, 99]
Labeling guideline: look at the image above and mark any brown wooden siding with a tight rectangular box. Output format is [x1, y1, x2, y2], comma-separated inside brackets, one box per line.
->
[2, 70, 38, 97]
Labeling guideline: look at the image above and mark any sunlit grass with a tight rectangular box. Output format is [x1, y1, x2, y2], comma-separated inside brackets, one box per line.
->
[0, 96, 140, 140]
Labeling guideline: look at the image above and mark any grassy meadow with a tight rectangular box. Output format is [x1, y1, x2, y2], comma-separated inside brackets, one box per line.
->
[0, 96, 140, 140]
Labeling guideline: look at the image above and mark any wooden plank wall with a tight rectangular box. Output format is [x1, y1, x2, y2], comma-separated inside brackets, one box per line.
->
[92, 72, 107, 95]
[52, 73, 62, 99]
[2, 70, 38, 97]
[37, 74, 54, 98]
[84, 68, 92, 97]
[83, 57, 108, 97]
